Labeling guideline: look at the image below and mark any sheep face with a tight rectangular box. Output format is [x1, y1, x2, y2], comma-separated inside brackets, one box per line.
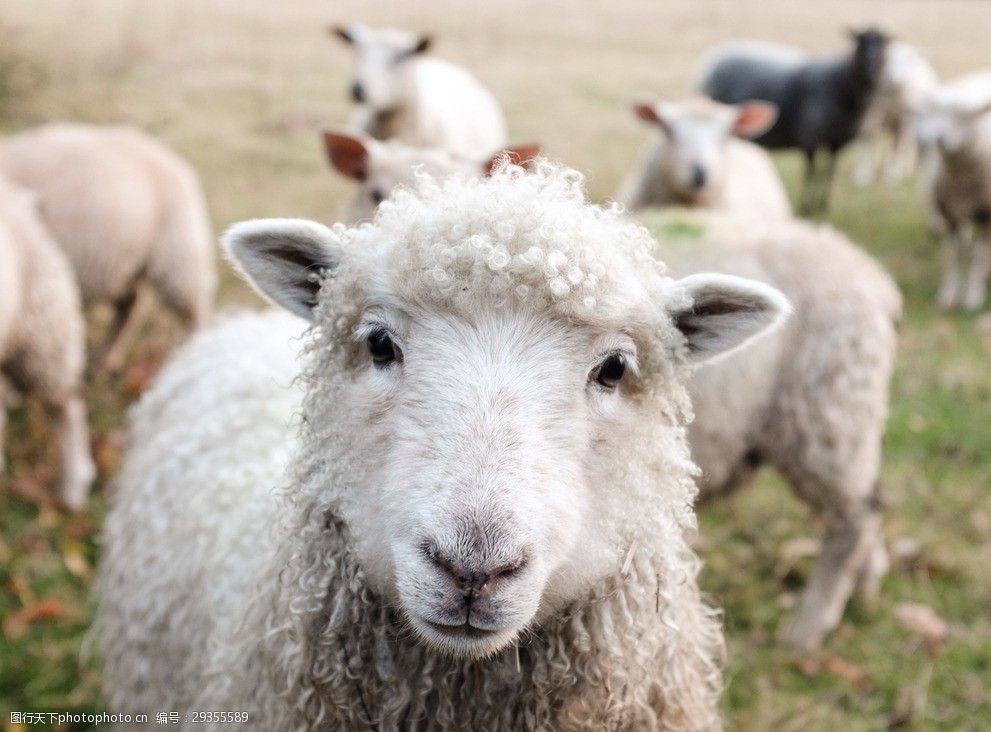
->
[634, 98, 777, 201]
[914, 96, 991, 156]
[225, 164, 789, 660]
[333, 25, 430, 111]
[849, 28, 889, 86]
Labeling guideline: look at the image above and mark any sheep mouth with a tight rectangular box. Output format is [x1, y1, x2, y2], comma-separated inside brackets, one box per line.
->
[423, 620, 499, 639]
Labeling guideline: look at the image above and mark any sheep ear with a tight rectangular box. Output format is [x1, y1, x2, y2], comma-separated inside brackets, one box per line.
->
[331, 26, 356, 44]
[323, 130, 371, 181]
[670, 274, 791, 365]
[733, 102, 778, 138]
[483, 143, 542, 176]
[223, 219, 342, 320]
[632, 102, 662, 125]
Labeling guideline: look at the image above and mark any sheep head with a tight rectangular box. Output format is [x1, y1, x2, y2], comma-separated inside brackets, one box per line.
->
[331, 24, 431, 110]
[632, 97, 777, 201]
[224, 162, 789, 660]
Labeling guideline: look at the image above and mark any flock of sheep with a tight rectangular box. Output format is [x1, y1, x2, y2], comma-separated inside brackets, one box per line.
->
[2, 15, 990, 731]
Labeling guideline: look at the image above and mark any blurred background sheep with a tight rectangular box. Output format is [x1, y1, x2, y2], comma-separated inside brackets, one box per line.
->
[2, 1, 991, 729]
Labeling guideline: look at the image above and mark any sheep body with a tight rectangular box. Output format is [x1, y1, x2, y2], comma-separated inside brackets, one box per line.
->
[335, 25, 508, 161]
[853, 41, 939, 186]
[700, 30, 889, 213]
[0, 123, 216, 368]
[0, 176, 94, 508]
[914, 71, 991, 310]
[98, 162, 793, 730]
[640, 209, 901, 649]
[617, 97, 791, 219]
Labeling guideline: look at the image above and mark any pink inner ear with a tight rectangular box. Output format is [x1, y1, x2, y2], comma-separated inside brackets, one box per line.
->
[323, 132, 369, 181]
[633, 103, 662, 125]
[733, 103, 778, 138]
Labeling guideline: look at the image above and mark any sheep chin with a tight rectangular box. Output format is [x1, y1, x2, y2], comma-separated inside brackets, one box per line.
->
[406, 615, 523, 660]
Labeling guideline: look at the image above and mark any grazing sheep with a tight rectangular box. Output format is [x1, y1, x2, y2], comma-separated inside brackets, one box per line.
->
[322, 128, 540, 222]
[332, 25, 508, 160]
[638, 209, 901, 650]
[97, 161, 793, 730]
[700, 29, 890, 214]
[0, 176, 94, 510]
[853, 41, 939, 187]
[616, 97, 792, 220]
[0, 123, 216, 371]
[913, 71, 991, 310]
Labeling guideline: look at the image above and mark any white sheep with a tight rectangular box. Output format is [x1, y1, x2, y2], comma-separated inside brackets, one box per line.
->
[96, 161, 793, 730]
[638, 209, 902, 650]
[852, 40, 939, 187]
[913, 71, 991, 310]
[616, 97, 792, 220]
[322, 128, 540, 222]
[0, 176, 94, 510]
[0, 123, 216, 371]
[332, 25, 508, 161]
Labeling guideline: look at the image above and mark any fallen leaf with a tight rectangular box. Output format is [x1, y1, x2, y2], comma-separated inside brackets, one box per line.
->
[61, 539, 92, 579]
[825, 654, 872, 691]
[895, 602, 949, 648]
[3, 599, 68, 640]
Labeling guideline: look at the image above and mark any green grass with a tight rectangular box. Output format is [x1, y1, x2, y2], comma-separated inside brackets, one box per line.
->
[2, 1, 991, 730]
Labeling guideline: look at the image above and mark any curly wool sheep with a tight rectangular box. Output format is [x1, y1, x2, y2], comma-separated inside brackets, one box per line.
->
[640, 209, 901, 650]
[616, 97, 791, 219]
[0, 123, 216, 371]
[0, 176, 94, 509]
[97, 162, 793, 730]
[332, 25, 508, 160]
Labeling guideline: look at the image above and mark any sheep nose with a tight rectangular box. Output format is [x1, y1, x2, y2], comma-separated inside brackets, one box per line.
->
[430, 550, 525, 596]
[690, 164, 707, 189]
[350, 82, 365, 103]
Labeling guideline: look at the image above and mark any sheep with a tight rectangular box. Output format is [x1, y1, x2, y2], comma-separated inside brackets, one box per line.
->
[96, 161, 794, 730]
[700, 29, 890, 215]
[332, 24, 508, 161]
[0, 176, 95, 510]
[615, 97, 792, 220]
[913, 71, 991, 310]
[637, 208, 901, 650]
[852, 41, 939, 187]
[322, 127, 540, 222]
[0, 122, 216, 372]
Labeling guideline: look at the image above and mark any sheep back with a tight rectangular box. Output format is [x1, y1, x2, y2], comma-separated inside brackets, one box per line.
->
[0, 123, 216, 323]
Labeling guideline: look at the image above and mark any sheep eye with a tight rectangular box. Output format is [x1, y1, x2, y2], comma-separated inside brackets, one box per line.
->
[367, 328, 400, 366]
[370, 188, 386, 205]
[593, 354, 626, 389]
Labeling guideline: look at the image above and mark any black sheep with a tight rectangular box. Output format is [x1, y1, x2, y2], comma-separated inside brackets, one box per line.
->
[700, 29, 889, 214]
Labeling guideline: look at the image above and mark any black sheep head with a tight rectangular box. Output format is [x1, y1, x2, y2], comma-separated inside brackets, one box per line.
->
[849, 27, 890, 86]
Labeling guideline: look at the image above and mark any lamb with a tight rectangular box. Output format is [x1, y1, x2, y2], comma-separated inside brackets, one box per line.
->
[615, 97, 792, 220]
[332, 24, 508, 161]
[852, 40, 939, 187]
[0, 176, 95, 510]
[0, 122, 216, 371]
[700, 29, 890, 214]
[96, 161, 793, 730]
[322, 127, 540, 222]
[913, 71, 991, 310]
[638, 208, 901, 649]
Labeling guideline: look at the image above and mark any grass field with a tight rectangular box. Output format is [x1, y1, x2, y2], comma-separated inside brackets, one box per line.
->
[1, 1, 990, 730]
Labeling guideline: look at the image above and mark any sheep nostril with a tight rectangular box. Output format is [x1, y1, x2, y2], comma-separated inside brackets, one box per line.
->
[690, 164, 707, 189]
[350, 82, 365, 103]
[428, 547, 527, 594]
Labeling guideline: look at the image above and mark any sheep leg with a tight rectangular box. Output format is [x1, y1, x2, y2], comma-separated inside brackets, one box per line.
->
[798, 149, 819, 216]
[962, 223, 991, 311]
[885, 120, 915, 185]
[47, 394, 96, 511]
[852, 136, 879, 188]
[94, 285, 147, 375]
[0, 378, 7, 474]
[786, 508, 884, 650]
[937, 225, 966, 310]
